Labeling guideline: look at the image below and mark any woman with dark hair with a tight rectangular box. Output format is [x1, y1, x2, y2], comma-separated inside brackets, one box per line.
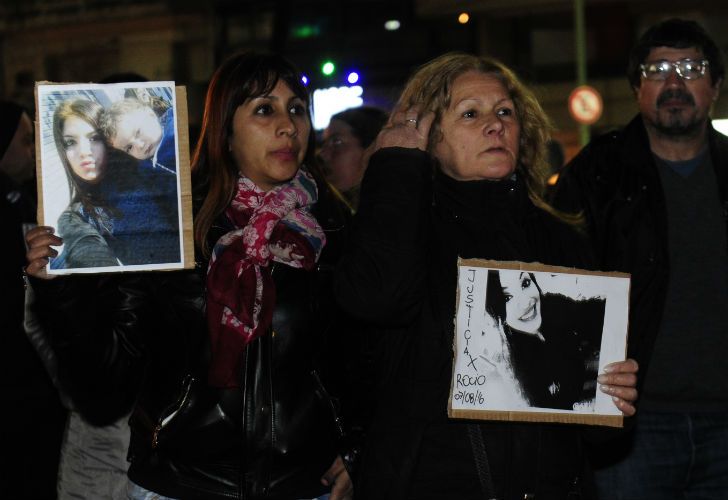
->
[0, 99, 67, 500]
[25, 51, 353, 500]
[50, 99, 117, 268]
[319, 106, 388, 212]
[50, 98, 179, 269]
[334, 52, 637, 499]
[485, 269, 604, 410]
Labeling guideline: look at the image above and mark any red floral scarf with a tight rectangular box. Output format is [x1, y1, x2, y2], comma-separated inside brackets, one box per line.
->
[206, 168, 325, 387]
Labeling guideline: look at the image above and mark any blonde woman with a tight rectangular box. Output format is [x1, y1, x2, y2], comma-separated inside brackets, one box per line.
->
[335, 52, 638, 499]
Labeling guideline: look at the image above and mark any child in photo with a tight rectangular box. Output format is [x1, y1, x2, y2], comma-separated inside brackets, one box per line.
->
[102, 96, 176, 174]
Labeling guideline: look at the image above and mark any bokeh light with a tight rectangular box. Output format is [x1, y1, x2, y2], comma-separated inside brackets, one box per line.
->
[322, 61, 335, 76]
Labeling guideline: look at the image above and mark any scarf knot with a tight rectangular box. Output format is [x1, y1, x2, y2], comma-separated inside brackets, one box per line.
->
[206, 168, 325, 387]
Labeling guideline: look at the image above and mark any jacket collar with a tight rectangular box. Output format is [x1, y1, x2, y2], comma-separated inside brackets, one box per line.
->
[433, 167, 530, 224]
[625, 113, 728, 205]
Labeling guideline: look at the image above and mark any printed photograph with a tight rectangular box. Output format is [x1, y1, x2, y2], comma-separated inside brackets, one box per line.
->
[449, 259, 630, 426]
[36, 82, 185, 274]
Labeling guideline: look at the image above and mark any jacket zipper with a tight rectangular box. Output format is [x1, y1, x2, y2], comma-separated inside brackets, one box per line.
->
[311, 369, 344, 438]
[152, 375, 195, 449]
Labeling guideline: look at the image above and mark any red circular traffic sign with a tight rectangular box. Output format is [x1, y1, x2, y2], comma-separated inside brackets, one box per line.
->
[568, 85, 603, 125]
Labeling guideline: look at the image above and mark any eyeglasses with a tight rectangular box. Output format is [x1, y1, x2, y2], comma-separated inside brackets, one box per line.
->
[640, 59, 710, 81]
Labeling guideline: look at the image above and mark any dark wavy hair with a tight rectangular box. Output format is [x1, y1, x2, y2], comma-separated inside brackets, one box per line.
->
[627, 18, 725, 89]
[53, 99, 106, 203]
[191, 51, 320, 255]
[53, 100, 111, 223]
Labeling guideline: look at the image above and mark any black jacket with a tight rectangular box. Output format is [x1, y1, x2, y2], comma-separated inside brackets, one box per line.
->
[335, 148, 599, 500]
[29, 188, 351, 500]
[551, 115, 728, 387]
[1, 173, 37, 392]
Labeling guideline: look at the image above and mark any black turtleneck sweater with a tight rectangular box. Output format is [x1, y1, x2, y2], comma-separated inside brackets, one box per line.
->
[336, 148, 597, 500]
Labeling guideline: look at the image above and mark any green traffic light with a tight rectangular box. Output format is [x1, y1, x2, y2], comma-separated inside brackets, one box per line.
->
[322, 61, 335, 76]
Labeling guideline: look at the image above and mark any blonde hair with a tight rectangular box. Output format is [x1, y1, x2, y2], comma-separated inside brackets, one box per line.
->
[398, 52, 580, 225]
[100, 97, 152, 142]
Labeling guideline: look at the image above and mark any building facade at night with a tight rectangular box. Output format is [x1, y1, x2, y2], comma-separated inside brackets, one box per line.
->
[2, 0, 728, 159]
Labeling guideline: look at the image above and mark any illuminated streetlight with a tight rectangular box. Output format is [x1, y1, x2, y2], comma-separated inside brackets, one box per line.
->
[458, 12, 470, 24]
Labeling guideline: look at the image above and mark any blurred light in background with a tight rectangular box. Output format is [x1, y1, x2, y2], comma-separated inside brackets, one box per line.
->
[301, 75, 309, 86]
[347, 71, 360, 84]
[713, 119, 728, 137]
[321, 60, 336, 76]
[384, 19, 401, 31]
[458, 13, 470, 24]
[313, 85, 364, 129]
[291, 24, 321, 39]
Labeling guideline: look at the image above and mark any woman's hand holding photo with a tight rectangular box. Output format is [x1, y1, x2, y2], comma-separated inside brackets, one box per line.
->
[598, 358, 639, 416]
[25, 225, 61, 280]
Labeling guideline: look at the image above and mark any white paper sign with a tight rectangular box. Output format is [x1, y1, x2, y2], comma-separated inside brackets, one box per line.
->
[449, 259, 630, 427]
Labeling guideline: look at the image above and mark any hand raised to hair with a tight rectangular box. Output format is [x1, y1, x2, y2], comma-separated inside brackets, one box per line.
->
[25, 226, 62, 280]
[371, 106, 435, 153]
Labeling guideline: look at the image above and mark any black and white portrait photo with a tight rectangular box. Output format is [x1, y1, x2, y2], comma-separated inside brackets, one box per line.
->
[449, 259, 630, 426]
[35, 81, 192, 274]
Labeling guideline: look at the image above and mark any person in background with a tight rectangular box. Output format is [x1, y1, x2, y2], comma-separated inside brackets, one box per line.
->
[0, 99, 67, 499]
[334, 52, 638, 500]
[24, 51, 354, 500]
[552, 18, 728, 499]
[319, 106, 387, 212]
[317, 106, 390, 451]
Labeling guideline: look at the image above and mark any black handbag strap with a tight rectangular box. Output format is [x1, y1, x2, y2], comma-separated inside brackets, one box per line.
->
[467, 424, 498, 500]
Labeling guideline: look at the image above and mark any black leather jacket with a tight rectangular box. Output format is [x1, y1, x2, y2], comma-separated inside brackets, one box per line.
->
[30, 192, 351, 500]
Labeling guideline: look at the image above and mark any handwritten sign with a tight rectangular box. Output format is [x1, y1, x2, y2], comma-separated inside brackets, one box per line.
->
[449, 259, 630, 427]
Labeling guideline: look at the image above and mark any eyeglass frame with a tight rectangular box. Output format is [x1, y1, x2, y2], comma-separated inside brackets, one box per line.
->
[639, 58, 710, 81]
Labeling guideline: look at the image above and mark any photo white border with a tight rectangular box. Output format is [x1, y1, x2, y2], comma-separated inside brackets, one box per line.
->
[449, 258, 630, 427]
[36, 81, 187, 274]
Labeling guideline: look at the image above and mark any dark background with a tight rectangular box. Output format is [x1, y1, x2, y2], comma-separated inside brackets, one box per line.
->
[2, 0, 728, 160]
